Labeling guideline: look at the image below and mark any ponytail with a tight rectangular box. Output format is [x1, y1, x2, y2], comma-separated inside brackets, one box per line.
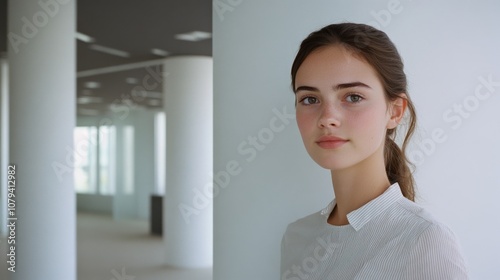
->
[384, 136, 415, 201]
[385, 95, 417, 201]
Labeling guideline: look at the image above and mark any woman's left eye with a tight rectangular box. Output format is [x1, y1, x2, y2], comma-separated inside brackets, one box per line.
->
[346, 94, 363, 103]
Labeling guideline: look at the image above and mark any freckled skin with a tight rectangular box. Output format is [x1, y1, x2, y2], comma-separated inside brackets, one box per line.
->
[295, 45, 395, 172]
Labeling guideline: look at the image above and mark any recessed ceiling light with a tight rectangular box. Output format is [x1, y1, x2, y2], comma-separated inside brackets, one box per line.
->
[125, 77, 138, 84]
[175, 31, 212, 42]
[84, 81, 100, 89]
[90, 44, 130, 58]
[76, 32, 95, 43]
[151, 48, 169, 56]
[77, 96, 103, 104]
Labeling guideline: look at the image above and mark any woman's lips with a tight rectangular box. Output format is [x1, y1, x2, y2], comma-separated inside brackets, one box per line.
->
[316, 136, 348, 149]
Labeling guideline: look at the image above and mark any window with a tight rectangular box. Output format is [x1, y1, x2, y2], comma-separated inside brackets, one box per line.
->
[123, 125, 134, 195]
[155, 111, 166, 195]
[74, 125, 116, 194]
[99, 126, 116, 195]
[74, 126, 97, 193]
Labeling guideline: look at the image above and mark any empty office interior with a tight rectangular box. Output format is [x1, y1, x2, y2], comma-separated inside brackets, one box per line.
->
[0, 1, 212, 279]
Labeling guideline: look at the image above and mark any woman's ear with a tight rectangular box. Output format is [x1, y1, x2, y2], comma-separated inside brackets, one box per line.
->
[387, 93, 407, 129]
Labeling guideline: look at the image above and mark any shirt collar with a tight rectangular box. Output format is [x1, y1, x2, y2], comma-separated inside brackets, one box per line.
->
[320, 182, 404, 231]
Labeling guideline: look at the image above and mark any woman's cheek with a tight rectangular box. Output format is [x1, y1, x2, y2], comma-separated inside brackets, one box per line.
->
[345, 109, 378, 136]
[348, 108, 387, 142]
[296, 111, 314, 130]
[344, 110, 367, 129]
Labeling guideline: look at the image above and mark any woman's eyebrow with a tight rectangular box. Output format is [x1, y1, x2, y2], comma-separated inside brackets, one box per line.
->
[295, 82, 371, 93]
[294, 85, 318, 93]
[334, 81, 372, 90]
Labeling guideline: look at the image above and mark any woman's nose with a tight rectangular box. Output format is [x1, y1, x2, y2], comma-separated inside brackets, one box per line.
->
[318, 103, 341, 128]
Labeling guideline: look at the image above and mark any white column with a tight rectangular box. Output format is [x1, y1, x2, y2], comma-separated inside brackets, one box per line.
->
[0, 56, 8, 237]
[8, 0, 76, 278]
[163, 56, 213, 268]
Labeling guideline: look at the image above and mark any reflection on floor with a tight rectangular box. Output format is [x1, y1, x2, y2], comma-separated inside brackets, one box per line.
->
[0, 213, 212, 280]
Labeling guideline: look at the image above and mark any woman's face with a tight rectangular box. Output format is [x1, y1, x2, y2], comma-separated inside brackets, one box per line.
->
[294, 45, 398, 171]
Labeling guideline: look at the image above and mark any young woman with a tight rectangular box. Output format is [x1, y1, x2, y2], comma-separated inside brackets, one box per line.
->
[281, 23, 469, 279]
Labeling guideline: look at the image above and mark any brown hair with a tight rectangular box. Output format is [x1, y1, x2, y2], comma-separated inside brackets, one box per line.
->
[291, 23, 417, 201]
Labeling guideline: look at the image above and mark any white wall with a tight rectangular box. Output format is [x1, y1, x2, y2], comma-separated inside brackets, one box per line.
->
[214, 1, 500, 279]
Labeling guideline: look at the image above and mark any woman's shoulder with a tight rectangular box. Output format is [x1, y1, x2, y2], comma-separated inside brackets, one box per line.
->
[283, 208, 327, 238]
[403, 213, 469, 278]
[403, 202, 460, 244]
[387, 199, 469, 277]
[287, 209, 324, 229]
[392, 199, 464, 253]
[393, 197, 444, 228]
[376, 197, 460, 245]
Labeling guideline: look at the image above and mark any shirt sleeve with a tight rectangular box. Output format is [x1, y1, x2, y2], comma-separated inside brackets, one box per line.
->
[405, 223, 469, 279]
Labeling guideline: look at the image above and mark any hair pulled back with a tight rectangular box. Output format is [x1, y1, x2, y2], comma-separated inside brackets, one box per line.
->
[291, 23, 417, 201]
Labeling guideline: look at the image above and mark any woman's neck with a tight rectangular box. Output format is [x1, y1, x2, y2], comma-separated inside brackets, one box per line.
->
[328, 145, 391, 226]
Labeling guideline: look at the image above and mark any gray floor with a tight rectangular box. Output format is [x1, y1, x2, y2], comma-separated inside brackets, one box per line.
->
[0, 213, 212, 280]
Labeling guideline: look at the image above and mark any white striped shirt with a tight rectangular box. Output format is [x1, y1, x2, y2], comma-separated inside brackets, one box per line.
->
[281, 183, 469, 279]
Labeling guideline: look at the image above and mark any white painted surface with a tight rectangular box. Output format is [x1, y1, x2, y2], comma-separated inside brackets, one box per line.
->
[8, 0, 76, 278]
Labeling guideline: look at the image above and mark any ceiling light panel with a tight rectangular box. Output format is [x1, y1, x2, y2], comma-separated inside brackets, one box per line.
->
[151, 48, 169, 56]
[175, 31, 212, 42]
[84, 81, 101, 89]
[77, 96, 103, 104]
[76, 32, 95, 43]
[90, 44, 130, 58]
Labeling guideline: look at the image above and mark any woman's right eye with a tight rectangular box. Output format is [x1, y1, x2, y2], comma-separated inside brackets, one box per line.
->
[299, 96, 318, 105]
